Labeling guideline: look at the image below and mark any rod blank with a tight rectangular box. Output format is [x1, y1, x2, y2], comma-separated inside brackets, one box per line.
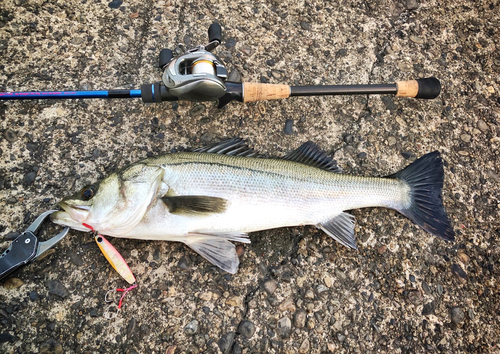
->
[0, 90, 142, 100]
[290, 84, 397, 97]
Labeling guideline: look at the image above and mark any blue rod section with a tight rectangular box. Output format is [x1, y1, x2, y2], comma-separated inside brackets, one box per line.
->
[0, 89, 141, 100]
[130, 90, 142, 98]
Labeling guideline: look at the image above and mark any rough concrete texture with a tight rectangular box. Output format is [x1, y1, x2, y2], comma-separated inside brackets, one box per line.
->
[0, 0, 499, 353]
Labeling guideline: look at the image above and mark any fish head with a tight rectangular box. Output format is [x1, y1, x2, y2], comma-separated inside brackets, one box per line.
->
[54, 174, 121, 231]
[51, 163, 164, 235]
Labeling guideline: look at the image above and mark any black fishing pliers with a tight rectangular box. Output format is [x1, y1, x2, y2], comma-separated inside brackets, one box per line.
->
[0, 210, 69, 280]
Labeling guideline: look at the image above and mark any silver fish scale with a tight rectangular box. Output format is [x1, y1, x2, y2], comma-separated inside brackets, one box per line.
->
[142, 153, 410, 234]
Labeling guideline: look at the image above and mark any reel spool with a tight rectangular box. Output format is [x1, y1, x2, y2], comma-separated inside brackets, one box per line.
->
[192, 60, 216, 75]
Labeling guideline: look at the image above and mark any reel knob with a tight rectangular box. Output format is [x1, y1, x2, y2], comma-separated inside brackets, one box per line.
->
[208, 23, 222, 44]
[159, 49, 173, 69]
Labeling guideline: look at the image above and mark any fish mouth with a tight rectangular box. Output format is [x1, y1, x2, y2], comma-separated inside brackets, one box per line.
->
[58, 201, 90, 212]
[54, 201, 92, 230]
[50, 210, 90, 232]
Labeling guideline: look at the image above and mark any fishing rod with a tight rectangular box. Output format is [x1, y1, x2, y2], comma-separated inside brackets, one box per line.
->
[0, 24, 441, 108]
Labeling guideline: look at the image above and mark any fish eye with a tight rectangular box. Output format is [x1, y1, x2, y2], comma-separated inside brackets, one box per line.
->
[81, 185, 97, 200]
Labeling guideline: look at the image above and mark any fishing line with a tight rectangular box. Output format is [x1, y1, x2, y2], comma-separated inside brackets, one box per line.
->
[115, 284, 138, 309]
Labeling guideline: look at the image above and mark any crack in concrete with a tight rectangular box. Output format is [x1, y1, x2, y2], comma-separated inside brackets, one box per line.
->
[226, 232, 304, 352]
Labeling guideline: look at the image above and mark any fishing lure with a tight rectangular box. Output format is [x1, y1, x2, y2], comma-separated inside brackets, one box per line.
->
[92, 231, 137, 319]
[82, 222, 136, 284]
[94, 234, 136, 285]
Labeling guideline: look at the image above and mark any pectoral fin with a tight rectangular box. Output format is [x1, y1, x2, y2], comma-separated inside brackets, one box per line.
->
[162, 196, 227, 215]
[182, 232, 250, 274]
[319, 212, 357, 250]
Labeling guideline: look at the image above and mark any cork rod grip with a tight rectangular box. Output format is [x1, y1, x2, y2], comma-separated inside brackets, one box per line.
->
[396, 80, 419, 97]
[242, 83, 291, 102]
[396, 77, 441, 99]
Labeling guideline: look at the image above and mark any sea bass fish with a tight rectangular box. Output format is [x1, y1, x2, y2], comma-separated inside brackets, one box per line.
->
[51, 138, 454, 273]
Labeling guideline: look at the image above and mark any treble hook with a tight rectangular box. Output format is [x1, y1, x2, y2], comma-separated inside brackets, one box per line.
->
[103, 284, 138, 320]
[105, 289, 115, 303]
[104, 304, 119, 320]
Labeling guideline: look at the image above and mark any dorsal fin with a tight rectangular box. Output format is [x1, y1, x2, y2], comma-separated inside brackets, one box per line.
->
[194, 139, 341, 173]
[194, 138, 261, 157]
[283, 141, 342, 173]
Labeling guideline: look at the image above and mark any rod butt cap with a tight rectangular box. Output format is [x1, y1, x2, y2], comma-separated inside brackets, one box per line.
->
[415, 77, 441, 99]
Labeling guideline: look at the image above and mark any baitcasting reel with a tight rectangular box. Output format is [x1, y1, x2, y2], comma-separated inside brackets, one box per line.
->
[140, 23, 237, 105]
[0, 23, 442, 106]
[156, 23, 228, 102]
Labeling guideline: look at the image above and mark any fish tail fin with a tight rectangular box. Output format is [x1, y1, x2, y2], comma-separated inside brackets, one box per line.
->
[390, 151, 455, 241]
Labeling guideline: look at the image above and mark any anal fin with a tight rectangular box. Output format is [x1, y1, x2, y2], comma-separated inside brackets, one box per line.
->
[162, 196, 227, 215]
[319, 212, 357, 250]
[183, 232, 250, 274]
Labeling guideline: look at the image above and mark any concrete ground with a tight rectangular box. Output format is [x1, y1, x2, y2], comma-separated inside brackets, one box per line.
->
[0, 0, 499, 353]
